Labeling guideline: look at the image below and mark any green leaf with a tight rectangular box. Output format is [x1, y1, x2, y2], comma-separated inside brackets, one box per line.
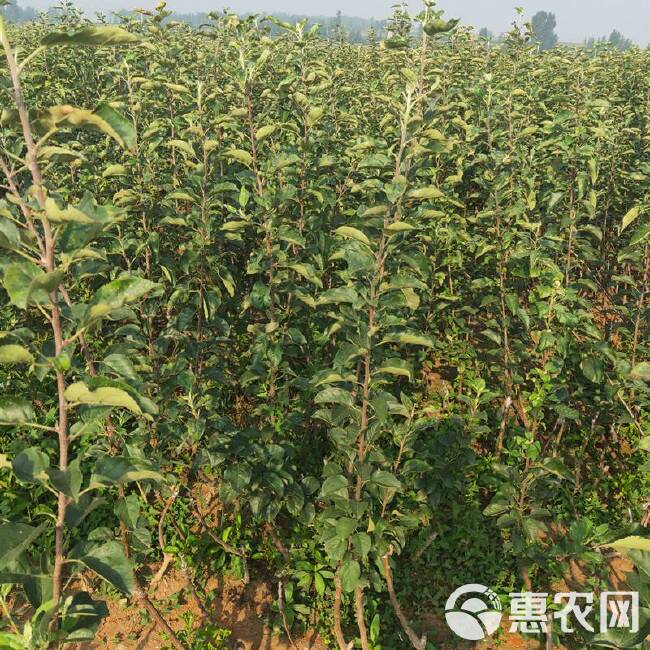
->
[226, 149, 253, 166]
[221, 220, 249, 232]
[423, 18, 459, 36]
[101, 354, 140, 383]
[0, 521, 48, 567]
[382, 332, 435, 348]
[540, 457, 573, 481]
[37, 105, 136, 151]
[167, 191, 196, 203]
[93, 104, 137, 151]
[12, 447, 49, 483]
[102, 163, 127, 178]
[483, 501, 509, 517]
[84, 276, 157, 324]
[44, 198, 93, 224]
[334, 226, 371, 247]
[48, 457, 82, 499]
[375, 358, 413, 380]
[41, 26, 138, 46]
[0, 632, 24, 649]
[339, 559, 360, 592]
[272, 153, 301, 171]
[630, 223, 650, 246]
[89, 456, 163, 487]
[0, 216, 20, 250]
[38, 145, 86, 162]
[0, 344, 33, 364]
[580, 357, 604, 383]
[320, 475, 349, 499]
[288, 263, 323, 288]
[255, 124, 276, 141]
[77, 541, 134, 595]
[0, 397, 34, 423]
[314, 572, 325, 596]
[352, 533, 371, 559]
[332, 520, 355, 543]
[385, 221, 416, 232]
[64, 382, 141, 414]
[407, 187, 444, 201]
[168, 139, 196, 158]
[316, 287, 358, 305]
[602, 536, 650, 554]
[621, 206, 641, 233]
[60, 591, 109, 642]
[630, 362, 650, 381]
[370, 470, 402, 490]
[314, 387, 353, 407]
[2, 261, 51, 309]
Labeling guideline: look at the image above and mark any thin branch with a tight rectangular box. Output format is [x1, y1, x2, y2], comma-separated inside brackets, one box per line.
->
[412, 530, 438, 563]
[0, 421, 58, 432]
[17, 45, 44, 74]
[382, 546, 427, 650]
[133, 586, 186, 650]
[333, 572, 353, 650]
[277, 581, 297, 649]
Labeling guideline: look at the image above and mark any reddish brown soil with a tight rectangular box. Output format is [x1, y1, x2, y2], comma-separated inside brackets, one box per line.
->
[86, 549, 638, 649]
[91, 571, 326, 650]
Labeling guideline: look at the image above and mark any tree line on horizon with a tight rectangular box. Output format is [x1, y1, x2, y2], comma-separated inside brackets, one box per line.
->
[0, 1, 641, 50]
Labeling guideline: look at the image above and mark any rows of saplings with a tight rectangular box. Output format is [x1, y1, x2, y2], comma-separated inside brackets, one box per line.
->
[0, 2, 648, 648]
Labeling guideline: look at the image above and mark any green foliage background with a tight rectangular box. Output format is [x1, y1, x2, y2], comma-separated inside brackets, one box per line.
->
[0, 3, 648, 648]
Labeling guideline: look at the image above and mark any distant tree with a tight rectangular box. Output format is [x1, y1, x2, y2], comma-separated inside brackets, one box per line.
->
[585, 29, 635, 51]
[367, 25, 378, 47]
[608, 29, 634, 50]
[478, 26, 494, 43]
[1, 1, 37, 22]
[385, 2, 412, 45]
[531, 10, 558, 50]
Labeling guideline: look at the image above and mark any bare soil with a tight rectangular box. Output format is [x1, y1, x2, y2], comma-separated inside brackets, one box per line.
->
[88, 553, 636, 649]
[91, 571, 326, 650]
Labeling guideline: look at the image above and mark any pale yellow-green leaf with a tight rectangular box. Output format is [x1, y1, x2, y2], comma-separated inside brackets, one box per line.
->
[407, 187, 444, 201]
[401, 288, 420, 310]
[227, 149, 253, 166]
[386, 222, 416, 232]
[168, 140, 196, 158]
[334, 226, 371, 247]
[602, 536, 650, 554]
[102, 164, 127, 178]
[44, 198, 93, 224]
[288, 263, 323, 288]
[41, 25, 138, 47]
[621, 207, 641, 233]
[630, 362, 650, 381]
[255, 125, 277, 141]
[307, 107, 324, 126]
[376, 359, 413, 380]
[361, 205, 389, 217]
[38, 145, 86, 162]
[64, 382, 141, 414]
[167, 191, 195, 203]
[221, 221, 249, 232]
[383, 333, 435, 348]
[163, 83, 190, 94]
[0, 344, 33, 365]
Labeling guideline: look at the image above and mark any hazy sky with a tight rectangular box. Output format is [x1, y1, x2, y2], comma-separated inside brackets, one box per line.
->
[24, 0, 650, 45]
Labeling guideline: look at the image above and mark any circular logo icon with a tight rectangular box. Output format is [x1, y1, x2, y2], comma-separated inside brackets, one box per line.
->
[445, 583, 503, 641]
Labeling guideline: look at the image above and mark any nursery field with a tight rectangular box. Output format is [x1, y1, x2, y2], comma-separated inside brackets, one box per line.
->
[0, 3, 649, 648]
